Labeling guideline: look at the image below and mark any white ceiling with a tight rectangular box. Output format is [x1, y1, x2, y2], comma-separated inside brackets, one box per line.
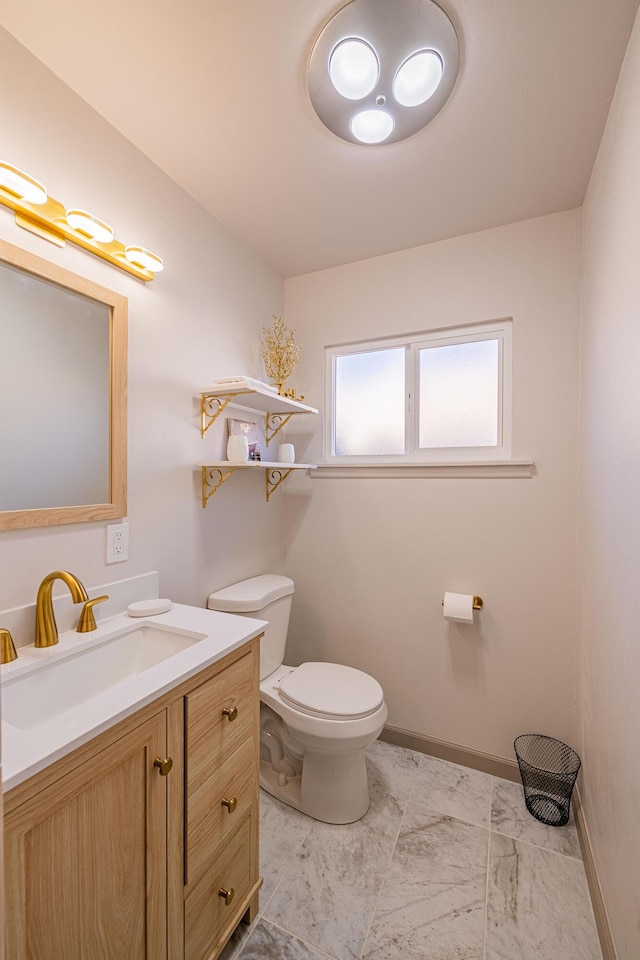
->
[1, 0, 638, 277]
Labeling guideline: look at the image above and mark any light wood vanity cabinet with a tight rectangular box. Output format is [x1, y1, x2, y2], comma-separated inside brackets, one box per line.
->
[3, 637, 262, 960]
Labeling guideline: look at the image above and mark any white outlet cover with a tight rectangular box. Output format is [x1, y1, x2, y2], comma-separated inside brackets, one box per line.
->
[106, 522, 129, 564]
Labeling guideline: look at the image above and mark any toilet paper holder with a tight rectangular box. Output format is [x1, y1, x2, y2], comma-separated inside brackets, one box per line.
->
[441, 595, 483, 610]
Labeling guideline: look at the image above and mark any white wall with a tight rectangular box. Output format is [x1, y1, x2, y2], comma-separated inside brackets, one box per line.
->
[0, 28, 285, 637]
[283, 210, 582, 761]
[580, 9, 640, 959]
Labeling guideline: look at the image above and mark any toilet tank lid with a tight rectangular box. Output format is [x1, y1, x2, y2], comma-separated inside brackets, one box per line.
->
[207, 574, 294, 612]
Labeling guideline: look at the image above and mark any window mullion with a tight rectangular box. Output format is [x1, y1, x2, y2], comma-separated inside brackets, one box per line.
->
[406, 344, 417, 455]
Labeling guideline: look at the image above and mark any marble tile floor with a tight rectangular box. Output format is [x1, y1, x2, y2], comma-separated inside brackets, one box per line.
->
[220, 739, 601, 960]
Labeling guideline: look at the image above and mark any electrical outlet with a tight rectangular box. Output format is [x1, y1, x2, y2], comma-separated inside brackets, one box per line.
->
[106, 522, 129, 563]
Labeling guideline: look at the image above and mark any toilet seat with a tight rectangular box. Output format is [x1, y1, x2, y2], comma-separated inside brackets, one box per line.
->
[278, 662, 384, 720]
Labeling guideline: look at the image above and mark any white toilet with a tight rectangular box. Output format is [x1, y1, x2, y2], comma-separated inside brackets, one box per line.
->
[207, 574, 387, 824]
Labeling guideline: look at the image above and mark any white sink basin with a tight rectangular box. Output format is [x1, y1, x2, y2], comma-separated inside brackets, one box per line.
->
[2, 623, 206, 731]
[1, 602, 268, 792]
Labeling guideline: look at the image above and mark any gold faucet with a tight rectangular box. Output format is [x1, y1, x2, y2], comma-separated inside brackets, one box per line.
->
[77, 595, 109, 633]
[35, 571, 89, 648]
[1, 628, 18, 663]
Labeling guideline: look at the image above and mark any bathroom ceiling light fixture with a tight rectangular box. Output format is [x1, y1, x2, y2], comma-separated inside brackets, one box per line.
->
[0, 159, 163, 281]
[308, 0, 459, 145]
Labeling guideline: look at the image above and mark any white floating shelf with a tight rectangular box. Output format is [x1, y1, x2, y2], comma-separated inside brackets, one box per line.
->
[200, 387, 317, 416]
[200, 461, 316, 505]
[199, 386, 317, 443]
[199, 461, 316, 470]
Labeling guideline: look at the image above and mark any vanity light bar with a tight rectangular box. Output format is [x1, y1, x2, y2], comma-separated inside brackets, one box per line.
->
[0, 160, 163, 282]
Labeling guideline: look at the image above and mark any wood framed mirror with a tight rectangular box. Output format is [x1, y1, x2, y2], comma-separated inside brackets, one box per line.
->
[0, 238, 127, 529]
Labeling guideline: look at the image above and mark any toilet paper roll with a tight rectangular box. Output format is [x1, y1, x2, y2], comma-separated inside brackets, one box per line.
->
[443, 592, 475, 623]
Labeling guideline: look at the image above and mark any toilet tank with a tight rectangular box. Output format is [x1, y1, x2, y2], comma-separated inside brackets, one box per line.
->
[207, 574, 294, 681]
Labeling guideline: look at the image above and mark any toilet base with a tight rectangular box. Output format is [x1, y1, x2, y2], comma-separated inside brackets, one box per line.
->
[259, 760, 302, 811]
[259, 684, 385, 824]
[299, 746, 370, 823]
[259, 746, 370, 824]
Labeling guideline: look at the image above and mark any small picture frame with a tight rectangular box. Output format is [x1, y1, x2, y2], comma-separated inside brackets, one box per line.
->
[227, 418, 260, 460]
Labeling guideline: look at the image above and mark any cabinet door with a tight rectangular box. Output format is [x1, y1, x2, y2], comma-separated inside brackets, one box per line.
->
[4, 713, 168, 960]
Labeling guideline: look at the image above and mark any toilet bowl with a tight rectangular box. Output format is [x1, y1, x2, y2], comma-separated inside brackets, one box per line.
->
[207, 574, 387, 824]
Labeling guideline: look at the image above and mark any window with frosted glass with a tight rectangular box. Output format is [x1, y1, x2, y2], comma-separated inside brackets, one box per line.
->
[334, 347, 405, 455]
[418, 339, 499, 448]
[326, 321, 511, 461]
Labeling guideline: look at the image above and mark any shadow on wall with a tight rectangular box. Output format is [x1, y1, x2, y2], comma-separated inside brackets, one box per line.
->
[446, 619, 486, 685]
[285, 594, 329, 667]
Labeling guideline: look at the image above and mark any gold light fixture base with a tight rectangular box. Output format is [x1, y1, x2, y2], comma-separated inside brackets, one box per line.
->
[15, 212, 66, 246]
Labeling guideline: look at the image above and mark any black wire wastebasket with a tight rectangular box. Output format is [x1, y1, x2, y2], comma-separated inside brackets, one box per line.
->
[514, 734, 581, 827]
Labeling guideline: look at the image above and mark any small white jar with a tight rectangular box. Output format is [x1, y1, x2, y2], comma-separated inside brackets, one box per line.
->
[277, 443, 295, 463]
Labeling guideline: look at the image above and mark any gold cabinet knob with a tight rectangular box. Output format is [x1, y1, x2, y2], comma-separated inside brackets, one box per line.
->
[153, 757, 173, 776]
[222, 706, 238, 722]
[221, 796, 237, 813]
[218, 887, 234, 906]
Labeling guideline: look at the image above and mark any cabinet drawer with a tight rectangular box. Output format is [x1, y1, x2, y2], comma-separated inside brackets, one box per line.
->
[187, 736, 256, 886]
[184, 817, 251, 960]
[186, 651, 256, 796]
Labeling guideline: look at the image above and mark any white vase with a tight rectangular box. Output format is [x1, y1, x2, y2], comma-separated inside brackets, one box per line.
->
[227, 435, 249, 462]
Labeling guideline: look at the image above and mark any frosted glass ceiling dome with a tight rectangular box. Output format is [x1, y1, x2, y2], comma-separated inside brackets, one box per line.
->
[308, 0, 459, 145]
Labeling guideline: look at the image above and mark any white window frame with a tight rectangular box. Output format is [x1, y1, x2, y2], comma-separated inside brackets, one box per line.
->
[324, 319, 513, 464]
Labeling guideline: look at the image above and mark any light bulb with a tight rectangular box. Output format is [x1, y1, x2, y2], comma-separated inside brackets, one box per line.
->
[124, 246, 164, 272]
[393, 50, 443, 107]
[0, 162, 47, 204]
[329, 38, 379, 100]
[350, 109, 394, 144]
[66, 209, 114, 244]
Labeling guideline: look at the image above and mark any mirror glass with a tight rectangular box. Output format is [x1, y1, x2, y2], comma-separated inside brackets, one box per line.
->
[0, 239, 127, 529]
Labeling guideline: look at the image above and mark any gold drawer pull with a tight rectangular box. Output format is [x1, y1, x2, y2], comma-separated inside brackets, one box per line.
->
[221, 796, 237, 813]
[222, 706, 238, 722]
[218, 886, 234, 906]
[153, 757, 173, 776]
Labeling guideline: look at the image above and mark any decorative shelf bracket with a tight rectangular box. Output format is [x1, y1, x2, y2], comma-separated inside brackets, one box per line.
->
[201, 465, 237, 506]
[265, 412, 294, 445]
[200, 392, 244, 438]
[266, 467, 294, 502]
[200, 461, 315, 506]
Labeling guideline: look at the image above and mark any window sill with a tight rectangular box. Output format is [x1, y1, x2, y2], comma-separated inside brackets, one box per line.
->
[311, 461, 535, 479]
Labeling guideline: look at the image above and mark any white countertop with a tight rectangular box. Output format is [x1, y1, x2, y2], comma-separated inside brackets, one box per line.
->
[1, 603, 266, 791]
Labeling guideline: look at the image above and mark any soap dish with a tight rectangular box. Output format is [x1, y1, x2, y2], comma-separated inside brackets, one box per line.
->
[127, 599, 172, 617]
